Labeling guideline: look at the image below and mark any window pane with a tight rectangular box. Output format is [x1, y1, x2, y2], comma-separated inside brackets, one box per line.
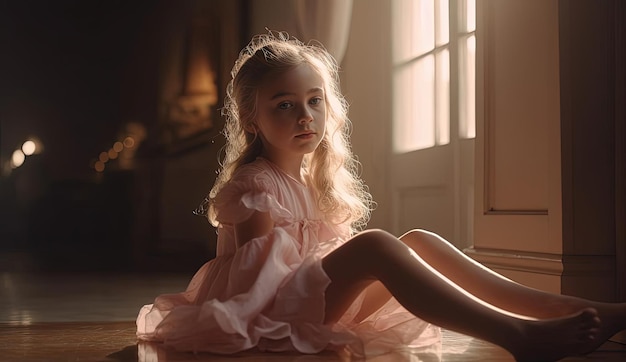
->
[436, 49, 450, 145]
[412, 0, 435, 55]
[393, 56, 436, 152]
[459, 35, 476, 139]
[467, 0, 476, 32]
[435, 0, 449, 46]
[461, 0, 476, 33]
[394, 0, 436, 62]
[393, 0, 413, 62]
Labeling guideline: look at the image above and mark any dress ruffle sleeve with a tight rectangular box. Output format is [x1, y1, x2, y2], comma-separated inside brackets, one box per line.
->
[212, 169, 294, 226]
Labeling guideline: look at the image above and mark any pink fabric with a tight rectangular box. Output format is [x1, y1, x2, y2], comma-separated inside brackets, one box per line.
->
[136, 157, 440, 357]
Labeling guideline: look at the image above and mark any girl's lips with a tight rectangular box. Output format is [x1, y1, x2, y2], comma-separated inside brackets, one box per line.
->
[296, 132, 315, 138]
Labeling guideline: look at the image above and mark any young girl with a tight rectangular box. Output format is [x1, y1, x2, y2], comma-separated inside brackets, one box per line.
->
[137, 31, 626, 361]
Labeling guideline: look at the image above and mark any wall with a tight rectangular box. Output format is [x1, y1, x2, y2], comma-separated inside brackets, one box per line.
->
[470, 0, 622, 300]
[341, 0, 393, 230]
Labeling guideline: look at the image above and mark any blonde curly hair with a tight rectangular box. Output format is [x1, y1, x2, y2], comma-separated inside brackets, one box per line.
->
[207, 31, 372, 233]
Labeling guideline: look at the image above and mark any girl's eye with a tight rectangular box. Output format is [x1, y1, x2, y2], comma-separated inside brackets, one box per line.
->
[278, 102, 292, 110]
[310, 97, 323, 105]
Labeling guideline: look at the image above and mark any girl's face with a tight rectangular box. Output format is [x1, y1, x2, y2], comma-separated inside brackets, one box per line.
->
[254, 63, 326, 167]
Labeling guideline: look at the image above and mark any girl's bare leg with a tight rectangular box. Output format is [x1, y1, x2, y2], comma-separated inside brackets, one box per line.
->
[323, 229, 601, 361]
[398, 229, 626, 344]
[351, 228, 626, 346]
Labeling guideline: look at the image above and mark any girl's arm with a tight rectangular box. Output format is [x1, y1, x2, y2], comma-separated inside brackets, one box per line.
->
[234, 210, 274, 249]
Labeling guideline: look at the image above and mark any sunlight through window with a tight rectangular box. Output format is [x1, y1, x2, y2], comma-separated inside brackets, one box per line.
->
[459, 0, 476, 139]
[459, 34, 476, 139]
[393, 0, 476, 153]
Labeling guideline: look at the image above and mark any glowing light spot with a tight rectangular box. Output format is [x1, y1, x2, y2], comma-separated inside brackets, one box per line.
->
[123, 137, 135, 148]
[23, 137, 44, 155]
[99, 152, 109, 163]
[94, 160, 105, 172]
[11, 150, 25, 168]
[113, 141, 123, 153]
[108, 149, 118, 160]
[22, 141, 36, 156]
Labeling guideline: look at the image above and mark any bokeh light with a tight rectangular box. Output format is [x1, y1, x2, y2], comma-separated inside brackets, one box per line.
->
[91, 123, 146, 172]
[108, 149, 118, 160]
[22, 140, 36, 156]
[94, 160, 105, 172]
[123, 136, 135, 148]
[11, 150, 25, 168]
[99, 151, 109, 163]
[113, 141, 124, 153]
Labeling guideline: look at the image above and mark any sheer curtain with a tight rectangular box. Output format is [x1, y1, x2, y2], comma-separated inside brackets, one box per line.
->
[295, 0, 353, 64]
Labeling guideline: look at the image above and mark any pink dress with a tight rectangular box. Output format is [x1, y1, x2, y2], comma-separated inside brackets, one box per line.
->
[136, 157, 440, 357]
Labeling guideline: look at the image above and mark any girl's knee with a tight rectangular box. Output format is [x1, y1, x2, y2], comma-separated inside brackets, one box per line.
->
[400, 229, 447, 248]
[349, 229, 401, 254]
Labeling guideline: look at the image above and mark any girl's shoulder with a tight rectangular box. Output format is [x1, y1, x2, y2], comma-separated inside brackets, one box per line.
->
[231, 157, 275, 183]
[219, 158, 279, 197]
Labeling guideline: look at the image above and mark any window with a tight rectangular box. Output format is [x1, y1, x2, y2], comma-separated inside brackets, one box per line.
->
[392, 0, 476, 153]
[458, 0, 476, 139]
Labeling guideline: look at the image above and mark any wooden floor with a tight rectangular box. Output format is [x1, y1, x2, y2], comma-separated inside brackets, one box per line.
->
[1, 271, 625, 361]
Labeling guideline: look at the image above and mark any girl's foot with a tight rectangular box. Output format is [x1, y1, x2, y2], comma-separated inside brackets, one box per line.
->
[586, 302, 626, 354]
[509, 308, 600, 362]
[555, 300, 626, 354]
